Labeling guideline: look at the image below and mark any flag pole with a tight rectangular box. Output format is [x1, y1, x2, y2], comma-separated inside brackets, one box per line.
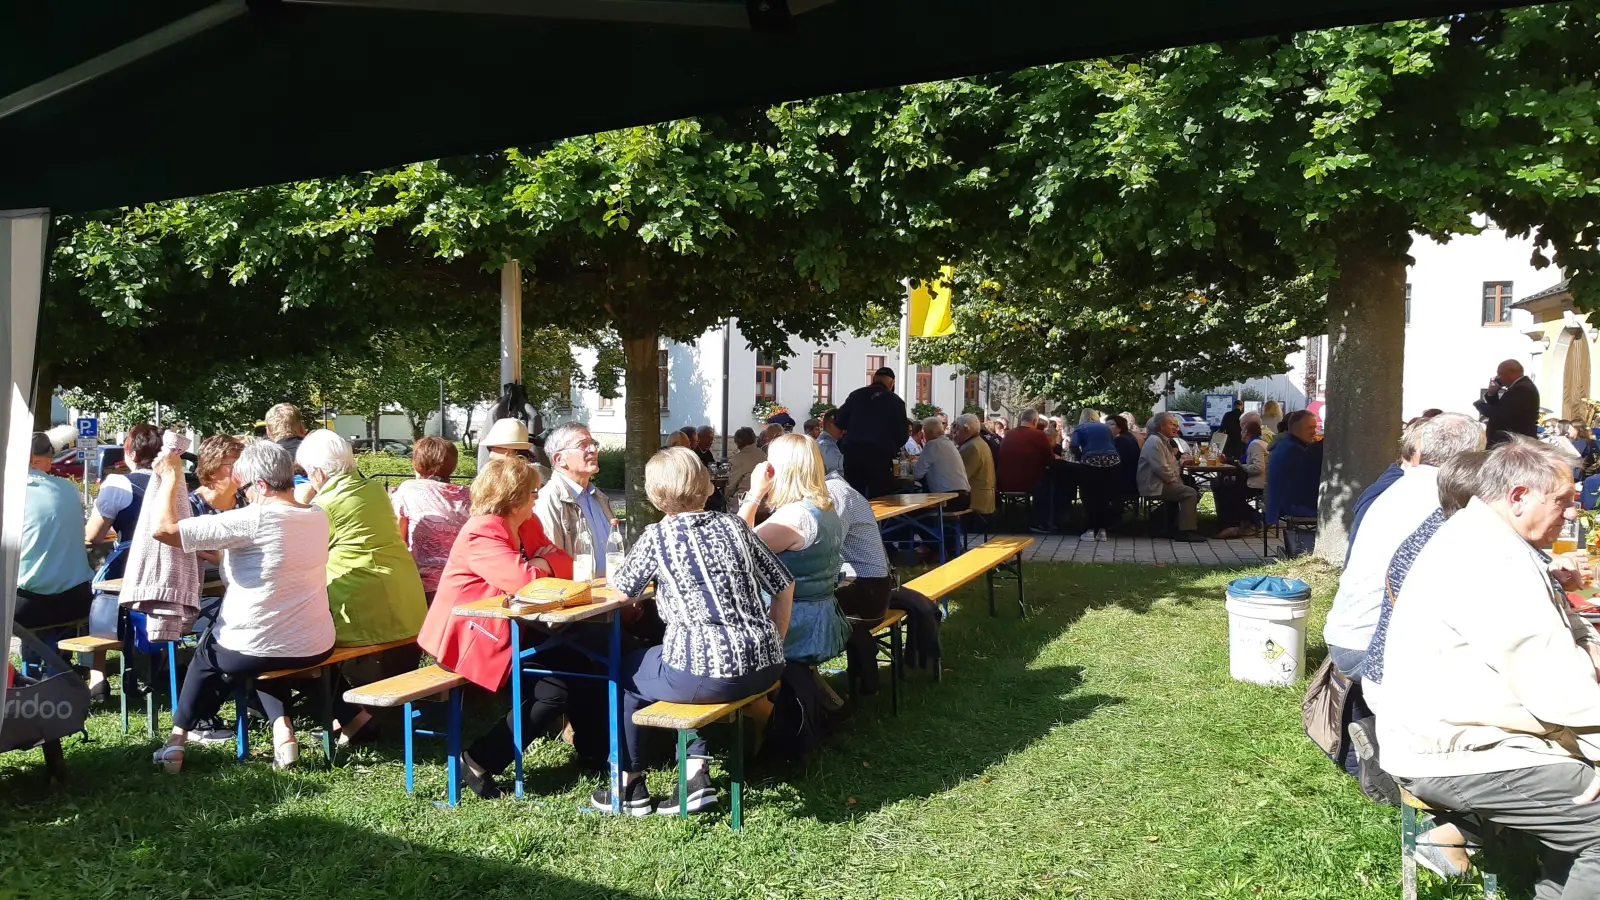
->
[899, 278, 912, 397]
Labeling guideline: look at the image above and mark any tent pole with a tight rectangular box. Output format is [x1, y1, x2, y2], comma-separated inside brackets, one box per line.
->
[501, 259, 522, 388]
[0, 209, 48, 731]
[721, 319, 731, 460]
[899, 280, 911, 402]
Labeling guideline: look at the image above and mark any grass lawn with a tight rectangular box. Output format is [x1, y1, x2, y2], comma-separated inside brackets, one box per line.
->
[1, 559, 1491, 900]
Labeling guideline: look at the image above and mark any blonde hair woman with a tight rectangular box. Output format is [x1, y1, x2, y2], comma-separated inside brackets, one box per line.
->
[1260, 400, 1284, 439]
[595, 447, 792, 815]
[738, 434, 851, 666]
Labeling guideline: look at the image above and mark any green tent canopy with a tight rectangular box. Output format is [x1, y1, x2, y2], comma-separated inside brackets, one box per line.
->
[2, 0, 1516, 213]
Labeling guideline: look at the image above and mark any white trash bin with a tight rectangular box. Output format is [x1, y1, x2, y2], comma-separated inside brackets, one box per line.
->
[1225, 576, 1312, 686]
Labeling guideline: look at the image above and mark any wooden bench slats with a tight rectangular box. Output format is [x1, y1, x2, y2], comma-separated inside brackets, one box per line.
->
[342, 664, 466, 707]
[632, 682, 780, 730]
[902, 536, 1032, 600]
[258, 636, 417, 681]
[57, 635, 120, 654]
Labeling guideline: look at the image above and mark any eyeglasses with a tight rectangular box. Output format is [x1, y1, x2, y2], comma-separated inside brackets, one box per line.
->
[560, 441, 602, 454]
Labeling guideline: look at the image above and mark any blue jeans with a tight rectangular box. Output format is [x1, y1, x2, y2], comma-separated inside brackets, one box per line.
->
[618, 646, 783, 771]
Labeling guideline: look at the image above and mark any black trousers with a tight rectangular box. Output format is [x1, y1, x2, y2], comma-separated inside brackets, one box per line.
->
[174, 631, 332, 731]
[1214, 478, 1263, 529]
[466, 642, 607, 775]
[14, 582, 93, 629]
[837, 576, 894, 694]
[842, 443, 896, 499]
[1071, 463, 1119, 530]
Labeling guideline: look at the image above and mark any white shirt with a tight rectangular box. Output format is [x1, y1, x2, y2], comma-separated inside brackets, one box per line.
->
[1323, 466, 1441, 652]
[178, 503, 336, 658]
[94, 470, 149, 519]
[912, 435, 971, 494]
[903, 438, 922, 457]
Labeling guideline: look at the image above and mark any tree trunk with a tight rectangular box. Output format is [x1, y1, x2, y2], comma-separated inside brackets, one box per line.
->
[1316, 238, 1408, 564]
[622, 329, 663, 539]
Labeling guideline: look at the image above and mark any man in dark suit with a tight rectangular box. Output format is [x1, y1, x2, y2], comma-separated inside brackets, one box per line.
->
[834, 367, 909, 498]
[1219, 399, 1245, 460]
[1472, 359, 1540, 445]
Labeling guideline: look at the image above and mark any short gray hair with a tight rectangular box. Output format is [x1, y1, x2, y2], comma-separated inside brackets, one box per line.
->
[957, 413, 982, 435]
[1147, 411, 1177, 433]
[1410, 413, 1485, 467]
[236, 441, 296, 492]
[922, 416, 945, 440]
[1437, 450, 1485, 517]
[546, 422, 593, 456]
[1018, 408, 1040, 426]
[295, 430, 356, 479]
[1473, 435, 1572, 504]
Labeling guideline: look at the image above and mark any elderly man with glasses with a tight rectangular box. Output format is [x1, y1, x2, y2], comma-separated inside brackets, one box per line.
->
[533, 423, 615, 573]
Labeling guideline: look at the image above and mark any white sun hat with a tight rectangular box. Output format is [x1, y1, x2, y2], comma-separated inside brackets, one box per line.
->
[482, 417, 532, 450]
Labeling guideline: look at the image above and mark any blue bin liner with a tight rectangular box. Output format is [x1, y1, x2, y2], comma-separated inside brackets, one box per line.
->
[1226, 575, 1311, 602]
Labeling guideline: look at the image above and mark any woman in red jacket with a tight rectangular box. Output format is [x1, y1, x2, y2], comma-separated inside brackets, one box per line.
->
[416, 457, 578, 799]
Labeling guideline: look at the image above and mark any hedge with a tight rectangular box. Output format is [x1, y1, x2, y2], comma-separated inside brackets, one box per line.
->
[354, 447, 624, 492]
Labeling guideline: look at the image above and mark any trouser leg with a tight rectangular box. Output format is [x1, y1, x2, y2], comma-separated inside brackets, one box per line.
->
[1403, 763, 1600, 900]
[468, 675, 573, 775]
[1161, 483, 1199, 531]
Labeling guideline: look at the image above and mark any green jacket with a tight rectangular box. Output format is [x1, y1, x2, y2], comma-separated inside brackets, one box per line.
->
[316, 472, 427, 646]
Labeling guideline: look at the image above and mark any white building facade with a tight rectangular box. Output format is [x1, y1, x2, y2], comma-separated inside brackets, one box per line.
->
[557, 325, 987, 447]
[1203, 221, 1568, 422]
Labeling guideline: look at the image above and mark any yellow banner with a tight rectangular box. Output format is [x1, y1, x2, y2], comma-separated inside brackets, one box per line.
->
[908, 265, 956, 338]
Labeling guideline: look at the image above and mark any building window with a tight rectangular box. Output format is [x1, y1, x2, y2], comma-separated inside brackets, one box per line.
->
[658, 348, 670, 411]
[916, 364, 933, 405]
[812, 352, 834, 406]
[598, 395, 613, 411]
[1404, 283, 1411, 326]
[756, 350, 777, 402]
[1482, 281, 1513, 326]
[866, 354, 885, 385]
[963, 375, 980, 408]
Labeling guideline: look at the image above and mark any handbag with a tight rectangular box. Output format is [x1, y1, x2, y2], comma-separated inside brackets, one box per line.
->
[507, 578, 591, 612]
[1301, 656, 1351, 762]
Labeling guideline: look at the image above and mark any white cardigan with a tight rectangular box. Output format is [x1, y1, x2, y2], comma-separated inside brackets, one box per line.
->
[1377, 498, 1600, 779]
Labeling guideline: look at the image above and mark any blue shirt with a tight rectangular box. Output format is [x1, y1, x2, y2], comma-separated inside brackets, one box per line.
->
[1070, 422, 1117, 458]
[564, 475, 613, 576]
[816, 433, 844, 474]
[20, 469, 93, 594]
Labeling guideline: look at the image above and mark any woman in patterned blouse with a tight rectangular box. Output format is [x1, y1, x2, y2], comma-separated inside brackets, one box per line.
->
[601, 447, 793, 816]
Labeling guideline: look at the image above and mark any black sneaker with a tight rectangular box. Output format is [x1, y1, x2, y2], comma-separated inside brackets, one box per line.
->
[656, 768, 719, 815]
[460, 753, 503, 801]
[591, 778, 654, 816]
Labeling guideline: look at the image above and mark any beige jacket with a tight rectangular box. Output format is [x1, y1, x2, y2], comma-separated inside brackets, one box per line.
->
[958, 435, 996, 515]
[724, 445, 766, 499]
[1376, 498, 1600, 779]
[533, 470, 613, 558]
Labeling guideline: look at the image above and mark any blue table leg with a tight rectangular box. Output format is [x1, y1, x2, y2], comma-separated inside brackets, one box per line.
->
[608, 614, 623, 815]
[403, 701, 416, 796]
[166, 642, 179, 728]
[234, 680, 249, 760]
[937, 505, 947, 564]
[511, 618, 524, 800]
[446, 686, 463, 807]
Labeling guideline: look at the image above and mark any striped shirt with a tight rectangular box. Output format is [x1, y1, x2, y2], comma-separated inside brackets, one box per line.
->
[611, 511, 791, 678]
[826, 473, 890, 580]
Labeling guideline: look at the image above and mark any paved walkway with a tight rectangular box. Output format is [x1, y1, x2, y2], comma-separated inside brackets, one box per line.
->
[1011, 531, 1266, 566]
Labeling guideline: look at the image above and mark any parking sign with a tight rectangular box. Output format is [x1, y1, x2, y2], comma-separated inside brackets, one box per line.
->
[76, 417, 97, 439]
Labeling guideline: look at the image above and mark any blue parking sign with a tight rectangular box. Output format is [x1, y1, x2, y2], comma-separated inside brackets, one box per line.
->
[77, 417, 97, 438]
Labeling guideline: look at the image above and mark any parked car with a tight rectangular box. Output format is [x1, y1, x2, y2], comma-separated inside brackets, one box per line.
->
[1169, 411, 1214, 440]
[96, 447, 201, 491]
[46, 448, 93, 481]
[349, 438, 413, 457]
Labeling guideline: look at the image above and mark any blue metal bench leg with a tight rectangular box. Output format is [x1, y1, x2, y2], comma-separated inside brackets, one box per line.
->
[446, 685, 463, 807]
[403, 701, 416, 796]
[166, 642, 179, 729]
[235, 679, 250, 761]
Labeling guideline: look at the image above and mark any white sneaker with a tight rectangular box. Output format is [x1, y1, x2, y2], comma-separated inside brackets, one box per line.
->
[1079, 531, 1096, 542]
[1095, 529, 1108, 541]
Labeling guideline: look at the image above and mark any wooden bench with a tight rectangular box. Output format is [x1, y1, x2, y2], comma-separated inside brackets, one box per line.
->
[342, 664, 470, 806]
[234, 636, 418, 769]
[1400, 788, 1499, 900]
[632, 682, 778, 829]
[866, 609, 910, 713]
[903, 536, 1033, 617]
[57, 634, 155, 736]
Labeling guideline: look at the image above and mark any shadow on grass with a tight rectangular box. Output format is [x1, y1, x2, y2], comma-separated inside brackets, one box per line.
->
[0, 740, 652, 900]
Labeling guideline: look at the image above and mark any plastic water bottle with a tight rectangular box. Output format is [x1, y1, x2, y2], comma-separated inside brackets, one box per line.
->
[572, 528, 595, 583]
[605, 519, 626, 576]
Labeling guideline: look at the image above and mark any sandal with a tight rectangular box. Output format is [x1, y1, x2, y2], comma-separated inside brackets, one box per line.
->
[273, 740, 299, 771]
[152, 744, 185, 774]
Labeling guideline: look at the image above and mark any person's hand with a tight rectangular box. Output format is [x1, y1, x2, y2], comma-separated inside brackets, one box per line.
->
[749, 462, 774, 501]
[154, 449, 184, 478]
[1551, 554, 1587, 591]
[1576, 767, 1600, 804]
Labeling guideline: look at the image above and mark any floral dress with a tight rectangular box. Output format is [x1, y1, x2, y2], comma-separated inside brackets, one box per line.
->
[389, 478, 471, 595]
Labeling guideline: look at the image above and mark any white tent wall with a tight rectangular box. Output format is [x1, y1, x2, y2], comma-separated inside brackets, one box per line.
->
[0, 209, 48, 732]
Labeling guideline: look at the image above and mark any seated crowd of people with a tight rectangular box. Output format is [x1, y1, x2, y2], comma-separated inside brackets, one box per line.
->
[15, 402, 913, 817]
[1320, 411, 1600, 896]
